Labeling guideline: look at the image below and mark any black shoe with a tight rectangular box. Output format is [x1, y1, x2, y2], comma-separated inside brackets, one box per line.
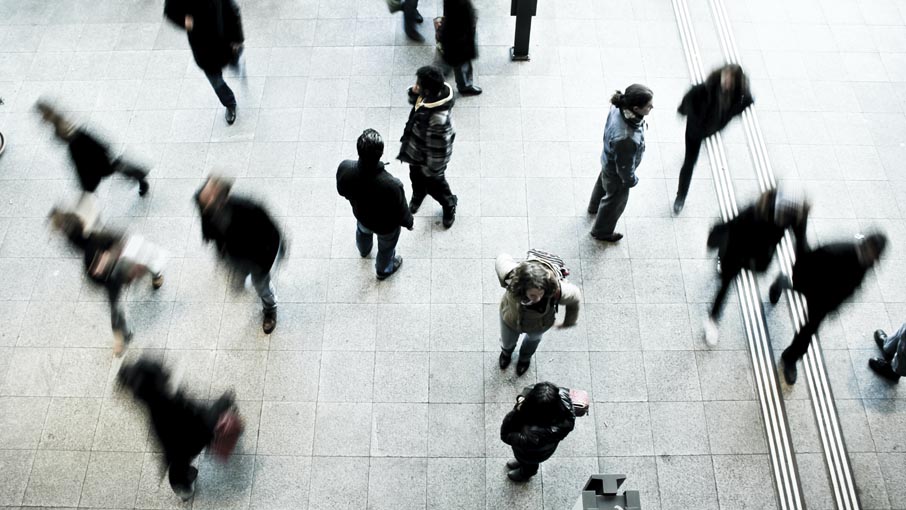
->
[138, 180, 150, 196]
[673, 195, 685, 215]
[506, 459, 520, 470]
[587, 206, 597, 215]
[875, 329, 889, 353]
[414, 10, 424, 23]
[405, 28, 425, 42]
[262, 309, 277, 334]
[442, 196, 457, 229]
[591, 232, 623, 242]
[781, 356, 798, 385]
[499, 350, 512, 369]
[459, 85, 482, 96]
[377, 256, 403, 280]
[409, 196, 423, 214]
[225, 107, 237, 125]
[769, 280, 783, 305]
[515, 359, 530, 376]
[869, 358, 901, 383]
[507, 468, 532, 482]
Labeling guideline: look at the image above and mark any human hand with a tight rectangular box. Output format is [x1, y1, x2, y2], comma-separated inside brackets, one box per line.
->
[184, 15, 194, 31]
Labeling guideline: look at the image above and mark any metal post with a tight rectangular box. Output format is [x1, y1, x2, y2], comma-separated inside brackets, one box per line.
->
[510, 0, 538, 61]
[572, 475, 642, 510]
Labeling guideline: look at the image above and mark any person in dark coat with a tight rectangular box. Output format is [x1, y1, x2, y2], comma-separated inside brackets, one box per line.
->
[389, 0, 426, 42]
[438, 0, 481, 95]
[118, 357, 242, 501]
[868, 324, 906, 383]
[195, 175, 283, 334]
[674, 64, 753, 214]
[769, 233, 887, 384]
[398, 65, 458, 228]
[49, 208, 165, 356]
[500, 381, 576, 482]
[164, 0, 245, 125]
[36, 101, 150, 196]
[704, 188, 809, 346]
[588, 84, 653, 242]
[337, 129, 414, 280]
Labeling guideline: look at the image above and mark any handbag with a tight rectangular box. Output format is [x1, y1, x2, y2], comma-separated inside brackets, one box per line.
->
[569, 388, 590, 417]
[211, 408, 245, 461]
[434, 16, 445, 53]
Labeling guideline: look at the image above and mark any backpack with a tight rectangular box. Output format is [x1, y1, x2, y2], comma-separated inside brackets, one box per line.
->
[526, 249, 570, 280]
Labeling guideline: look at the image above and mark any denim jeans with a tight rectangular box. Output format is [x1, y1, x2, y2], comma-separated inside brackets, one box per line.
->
[250, 270, 277, 312]
[356, 222, 401, 275]
[499, 317, 546, 362]
[883, 322, 906, 376]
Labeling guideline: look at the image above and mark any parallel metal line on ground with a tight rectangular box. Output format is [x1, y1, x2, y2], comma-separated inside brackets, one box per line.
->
[707, 0, 860, 507]
[671, 0, 804, 508]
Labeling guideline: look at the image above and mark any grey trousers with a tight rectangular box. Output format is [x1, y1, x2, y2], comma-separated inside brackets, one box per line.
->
[250, 270, 277, 312]
[453, 61, 475, 90]
[500, 317, 546, 362]
[588, 167, 630, 237]
[883, 322, 906, 376]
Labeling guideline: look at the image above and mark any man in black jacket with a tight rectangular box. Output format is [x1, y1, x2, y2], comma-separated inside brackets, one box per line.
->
[769, 233, 887, 384]
[338, 129, 414, 280]
[165, 0, 245, 125]
[439, 0, 482, 95]
[500, 382, 575, 482]
[195, 176, 283, 334]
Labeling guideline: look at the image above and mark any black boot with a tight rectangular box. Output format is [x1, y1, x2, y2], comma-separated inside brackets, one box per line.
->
[515, 358, 531, 376]
[225, 106, 237, 125]
[507, 467, 533, 482]
[414, 10, 424, 23]
[138, 179, 150, 196]
[869, 358, 901, 383]
[875, 329, 890, 357]
[499, 350, 512, 369]
[769, 277, 786, 305]
[673, 194, 685, 215]
[409, 195, 424, 214]
[442, 195, 457, 229]
[781, 352, 798, 385]
[262, 309, 277, 334]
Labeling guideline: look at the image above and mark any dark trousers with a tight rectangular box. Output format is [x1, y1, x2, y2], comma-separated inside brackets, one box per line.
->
[403, 0, 419, 29]
[167, 393, 234, 496]
[588, 167, 629, 237]
[356, 223, 401, 275]
[112, 158, 149, 185]
[453, 61, 475, 90]
[410, 165, 456, 210]
[710, 261, 743, 320]
[205, 71, 237, 108]
[677, 124, 705, 200]
[772, 276, 830, 363]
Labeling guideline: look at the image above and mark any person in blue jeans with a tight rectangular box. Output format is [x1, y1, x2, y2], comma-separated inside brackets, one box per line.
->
[870, 325, 906, 383]
[337, 129, 414, 280]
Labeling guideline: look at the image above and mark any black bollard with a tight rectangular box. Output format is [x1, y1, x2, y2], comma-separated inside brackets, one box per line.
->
[572, 475, 642, 510]
[510, 0, 537, 61]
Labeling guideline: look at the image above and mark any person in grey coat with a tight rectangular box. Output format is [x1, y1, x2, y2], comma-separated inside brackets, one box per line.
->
[869, 325, 906, 382]
[588, 84, 653, 242]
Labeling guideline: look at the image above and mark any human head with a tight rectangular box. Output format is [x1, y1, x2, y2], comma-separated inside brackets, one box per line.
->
[48, 207, 86, 240]
[415, 65, 446, 98]
[196, 175, 233, 215]
[357, 129, 384, 165]
[718, 64, 747, 93]
[35, 99, 76, 140]
[117, 357, 171, 402]
[507, 261, 558, 306]
[519, 382, 565, 424]
[857, 232, 887, 267]
[610, 84, 654, 117]
[756, 188, 810, 227]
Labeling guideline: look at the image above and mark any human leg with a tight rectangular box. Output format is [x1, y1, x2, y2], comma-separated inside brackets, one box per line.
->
[204, 70, 237, 108]
[514, 330, 544, 376]
[375, 227, 401, 276]
[675, 126, 703, 213]
[409, 165, 428, 212]
[168, 459, 198, 501]
[112, 157, 150, 195]
[251, 270, 277, 334]
[590, 170, 630, 239]
[455, 61, 481, 95]
[499, 317, 520, 369]
[356, 222, 374, 258]
[781, 307, 827, 384]
[587, 168, 605, 214]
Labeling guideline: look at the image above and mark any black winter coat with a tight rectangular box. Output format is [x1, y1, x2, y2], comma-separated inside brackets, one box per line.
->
[708, 202, 807, 275]
[440, 0, 478, 66]
[165, 0, 244, 73]
[500, 389, 576, 464]
[198, 196, 282, 275]
[68, 129, 117, 193]
[337, 159, 414, 235]
[791, 243, 869, 314]
[678, 68, 753, 138]
[64, 227, 131, 305]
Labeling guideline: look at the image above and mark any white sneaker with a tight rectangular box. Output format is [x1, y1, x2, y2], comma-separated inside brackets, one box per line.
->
[703, 318, 720, 347]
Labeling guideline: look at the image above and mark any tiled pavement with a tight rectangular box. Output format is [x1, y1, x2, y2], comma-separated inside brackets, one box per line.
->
[0, 0, 904, 508]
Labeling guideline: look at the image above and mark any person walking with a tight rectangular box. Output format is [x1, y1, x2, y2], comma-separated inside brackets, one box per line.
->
[398, 65, 458, 228]
[869, 325, 906, 383]
[36, 101, 150, 197]
[588, 85, 653, 242]
[496, 252, 581, 376]
[194, 176, 284, 334]
[164, 0, 245, 125]
[674, 64, 753, 214]
[388, 0, 426, 42]
[500, 381, 576, 482]
[437, 0, 482, 96]
[769, 233, 887, 384]
[703, 188, 809, 346]
[49, 208, 166, 356]
[337, 129, 414, 280]
[118, 357, 243, 501]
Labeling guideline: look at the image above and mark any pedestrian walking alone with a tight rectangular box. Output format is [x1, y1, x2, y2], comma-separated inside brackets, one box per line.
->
[388, 0, 426, 42]
[496, 252, 581, 376]
[588, 85, 653, 242]
[195, 176, 284, 334]
[500, 381, 576, 482]
[769, 233, 886, 384]
[165, 0, 245, 125]
[399, 65, 459, 228]
[337, 129, 414, 280]
[674, 64, 753, 214]
[869, 324, 906, 383]
[437, 0, 482, 96]
[704, 188, 809, 346]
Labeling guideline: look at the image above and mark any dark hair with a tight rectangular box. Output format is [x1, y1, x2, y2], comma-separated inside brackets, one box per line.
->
[416, 65, 446, 97]
[357, 129, 384, 163]
[711, 63, 747, 93]
[519, 382, 566, 425]
[507, 261, 558, 302]
[610, 84, 653, 110]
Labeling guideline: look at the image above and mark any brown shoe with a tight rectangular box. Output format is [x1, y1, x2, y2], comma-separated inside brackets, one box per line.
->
[152, 274, 164, 289]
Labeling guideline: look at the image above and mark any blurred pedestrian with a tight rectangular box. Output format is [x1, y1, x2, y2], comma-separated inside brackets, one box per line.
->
[388, 0, 425, 42]
[194, 175, 283, 334]
[674, 64, 753, 214]
[49, 207, 166, 355]
[869, 324, 906, 382]
[165, 0, 245, 125]
[769, 233, 887, 384]
[500, 381, 576, 482]
[337, 129, 413, 280]
[588, 84, 653, 242]
[36, 100, 150, 197]
[118, 357, 243, 501]
[399, 65, 458, 228]
[496, 251, 581, 376]
[704, 188, 809, 346]
[437, 0, 482, 96]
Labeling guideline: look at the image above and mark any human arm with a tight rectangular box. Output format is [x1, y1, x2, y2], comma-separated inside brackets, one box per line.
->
[425, 112, 455, 174]
[558, 281, 582, 327]
[223, 0, 245, 44]
[495, 254, 519, 288]
[613, 138, 640, 188]
[398, 184, 414, 230]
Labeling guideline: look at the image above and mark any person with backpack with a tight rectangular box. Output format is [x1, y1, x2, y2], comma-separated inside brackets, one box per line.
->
[495, 251, 582, 376]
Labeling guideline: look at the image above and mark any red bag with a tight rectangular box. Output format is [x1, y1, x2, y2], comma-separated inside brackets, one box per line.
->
[211, 409, 245, 461]
[569, 389, 590, 417]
